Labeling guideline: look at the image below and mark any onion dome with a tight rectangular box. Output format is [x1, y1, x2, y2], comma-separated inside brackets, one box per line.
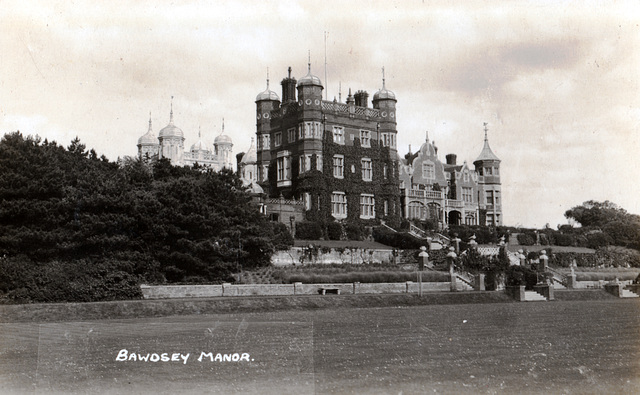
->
[137, 114, 158, 145]
[256, 71, 280, 101]
[214, 118, 233, 145]
[475, 123, 501, 162]
[373, 66, 396, 101]
[158, 101, 184, 138]
[297, 59, 322, 87]
[190, 127, 207, 152]
[240, 137, 257, 164]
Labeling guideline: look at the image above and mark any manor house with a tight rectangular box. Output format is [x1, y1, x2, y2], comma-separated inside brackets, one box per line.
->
[240, 66, 503, 229]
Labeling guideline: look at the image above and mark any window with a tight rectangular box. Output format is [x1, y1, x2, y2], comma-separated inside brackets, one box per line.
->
[331, 192, 347, 218]
[287, 128, 295, 143]
[384, 200, 388, 216]
[485, 167, 492, 175]
[486, 190, 494, 205]
[299, 155, 306, 174]
[494, 190, 501, 205]
[383, 164, 388, 179]
[463, 171, 469, 182]
[299, 154, 312, 173]
[361, 158, 372, 181]
[390, 133, 396, 148]
[298, 124, 304, 139]
[274, 132, 282, 147]
[314, 122, 323, 139]
[262, 134, 270, 150]
[257, 137, 262, 150]
[462, 187, 473, 203]
[380, 133, 389, 147]
[445, 172, 451, 180]
[360, 194, 375, 219]
[333, 155, 344, 178]
[360, 130, 371, 147]
[333, 126, 344, 144]
[316, 154, 323, 171]
[262, 165, 269, 181]
[422, 161, 435, 180]
[494, 167, 500, 175]
[277, 157, 286, 181]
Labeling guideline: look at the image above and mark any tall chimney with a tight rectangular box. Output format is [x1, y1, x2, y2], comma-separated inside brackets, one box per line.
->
[446, 154, 457, 165]
[280, 67, 297, 103]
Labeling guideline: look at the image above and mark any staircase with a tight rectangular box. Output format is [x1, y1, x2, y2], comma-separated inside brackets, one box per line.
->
[546, 267, 568, 289]
[455, 271, 476, 291]
[524, 290, 547, 302]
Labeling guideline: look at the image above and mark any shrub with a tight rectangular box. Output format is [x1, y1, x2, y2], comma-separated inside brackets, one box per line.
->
[372, 227, 424, 249]
[554, 233, 575, 246]
[345, 223, 364, 241]
[327, 222, 343, 240]
[517, 233, 535, 246]
[505, 265, 538, 290]
[295, 221, 323, 240]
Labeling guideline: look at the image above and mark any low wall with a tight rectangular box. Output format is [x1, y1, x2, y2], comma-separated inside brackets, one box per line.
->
[271, 246, 396, 266]
[141, 282, 451, 299]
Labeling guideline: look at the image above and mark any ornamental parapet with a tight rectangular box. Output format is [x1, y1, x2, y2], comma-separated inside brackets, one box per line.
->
[407, 189, 445, 200]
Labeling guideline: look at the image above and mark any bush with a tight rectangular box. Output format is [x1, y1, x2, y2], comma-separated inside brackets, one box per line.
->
[505, 265, 538, 290]
[327, 222, 343, 240]
[517, 233, 535, 246]
[372, 227, 424, 249]
[345, 223, 364, 241]
[295, 221, 323, 240]
[554, 233, 575, 246]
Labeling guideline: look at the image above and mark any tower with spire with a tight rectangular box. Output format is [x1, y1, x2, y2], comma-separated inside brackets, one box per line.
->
[473, 123, 502, 226]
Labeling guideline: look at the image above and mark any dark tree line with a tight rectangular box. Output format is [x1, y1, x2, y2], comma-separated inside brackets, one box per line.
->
[0, 132, 291, 303]
[564, 200, 640, 250]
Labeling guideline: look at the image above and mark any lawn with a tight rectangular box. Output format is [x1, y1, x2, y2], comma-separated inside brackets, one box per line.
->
[1, 299, 639, 394]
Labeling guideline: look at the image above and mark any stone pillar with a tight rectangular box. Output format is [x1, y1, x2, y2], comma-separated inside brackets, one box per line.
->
[475, 273, 485, 291]
[567, 267, 577, 289]
[447, 247, 457, 291]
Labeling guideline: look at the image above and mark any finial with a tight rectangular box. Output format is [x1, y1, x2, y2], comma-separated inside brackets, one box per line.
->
[408, 144, 412, 154]
[339, 81, 342, 102]
[483, 122, 489, 141]
[308, 50, 311, 72]
[198, 125, 201, 139]
[382, 66, 386, 89]
[288, 66, 292, 78]
[148, 112, 152, 131]
[425, 130, 429, 143]
[266, 67, 270, 89]
[222, 118, 225, 135]
[170, 96, 174, 124]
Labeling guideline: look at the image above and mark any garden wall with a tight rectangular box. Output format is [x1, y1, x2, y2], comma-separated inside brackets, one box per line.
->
[271, 246, 396, 266]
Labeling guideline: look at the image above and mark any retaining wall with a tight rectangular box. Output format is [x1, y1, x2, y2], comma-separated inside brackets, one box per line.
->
[140, 282, 450, 299]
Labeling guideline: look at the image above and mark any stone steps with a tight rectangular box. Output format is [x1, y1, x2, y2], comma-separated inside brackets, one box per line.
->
[524, 290, 547, 302]
[621, 289, 639, 298]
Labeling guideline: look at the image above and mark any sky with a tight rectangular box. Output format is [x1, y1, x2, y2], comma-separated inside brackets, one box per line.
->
[1, 0, 639, 228]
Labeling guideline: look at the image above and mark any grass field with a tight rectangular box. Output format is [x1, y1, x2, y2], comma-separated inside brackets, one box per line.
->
[1, 298, 639, 394]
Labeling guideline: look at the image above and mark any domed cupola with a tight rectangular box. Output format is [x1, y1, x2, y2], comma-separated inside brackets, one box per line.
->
[256, 80, 280, 102]
[373, 67, 396, 102]
[297, 68, 323, 88]
[138, 114, 158, 146]
[214, 119, 233, 146]
[240, 137, 257, 164]
[158, 100, 184, 138]
[190, 127, 208, 152]
[137, 113, 159, 159]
